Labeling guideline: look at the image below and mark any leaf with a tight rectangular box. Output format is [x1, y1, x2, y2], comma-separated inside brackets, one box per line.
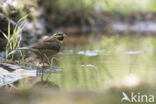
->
[17, 14, 28, 23]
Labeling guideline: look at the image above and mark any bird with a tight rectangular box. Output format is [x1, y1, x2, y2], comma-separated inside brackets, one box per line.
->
[9, 32, 67, 64]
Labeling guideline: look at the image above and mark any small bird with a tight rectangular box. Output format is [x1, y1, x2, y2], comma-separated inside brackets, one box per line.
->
[9, 32, 67, 63]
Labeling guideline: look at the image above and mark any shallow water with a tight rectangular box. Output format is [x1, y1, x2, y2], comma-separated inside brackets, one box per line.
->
[53, 35, 156, 90]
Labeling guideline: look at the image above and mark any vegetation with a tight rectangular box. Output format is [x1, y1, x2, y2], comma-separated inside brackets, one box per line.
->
[3, 15, 27, 59]
[1, 0, 155, 27]
[40, 0, 156, 13]
[99, 0, 156, 12]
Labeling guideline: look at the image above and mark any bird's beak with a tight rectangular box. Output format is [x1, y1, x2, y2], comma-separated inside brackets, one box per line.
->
[63, 34, 67, 37]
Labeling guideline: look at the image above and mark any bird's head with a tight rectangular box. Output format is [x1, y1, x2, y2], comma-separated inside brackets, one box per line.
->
[52, 32, 67, 43]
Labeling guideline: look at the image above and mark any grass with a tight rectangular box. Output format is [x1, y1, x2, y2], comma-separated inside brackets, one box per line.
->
[3, 15, 28, 59]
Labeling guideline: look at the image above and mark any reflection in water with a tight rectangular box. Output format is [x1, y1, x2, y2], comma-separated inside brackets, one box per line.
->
[77, 50, 105, 56]
[122, 50, 145, 55]
[59, 35, 156, 90]
[113, 21, 156, 32]
[67, 49, 145, 56]
[122, 74, 141, 87]
[81, 64, 95, 67]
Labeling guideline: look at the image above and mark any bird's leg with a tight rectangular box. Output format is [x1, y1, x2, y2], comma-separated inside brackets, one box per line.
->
[46, 57, 53, 81]
[41, 56, 45, 82]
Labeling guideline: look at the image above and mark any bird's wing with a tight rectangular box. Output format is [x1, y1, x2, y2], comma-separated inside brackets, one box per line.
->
[30, 38, 61, 51]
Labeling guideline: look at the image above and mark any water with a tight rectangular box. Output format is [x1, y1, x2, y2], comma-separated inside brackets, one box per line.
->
[77, 50, 105, 56]
[53, 36, 156, 90]
[113, 21, 156, 32]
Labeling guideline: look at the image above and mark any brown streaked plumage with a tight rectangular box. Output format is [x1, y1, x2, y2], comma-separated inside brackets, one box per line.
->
[10, 32, 66, 63]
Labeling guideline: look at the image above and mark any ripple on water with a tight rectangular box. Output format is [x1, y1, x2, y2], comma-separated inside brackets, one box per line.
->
[122, 50, 145, 55]
[77, 50, 105, 56]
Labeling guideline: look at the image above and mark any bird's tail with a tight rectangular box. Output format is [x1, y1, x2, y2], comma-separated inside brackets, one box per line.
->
[15, 47, 30, 50]
[7, 47, 30, 56]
